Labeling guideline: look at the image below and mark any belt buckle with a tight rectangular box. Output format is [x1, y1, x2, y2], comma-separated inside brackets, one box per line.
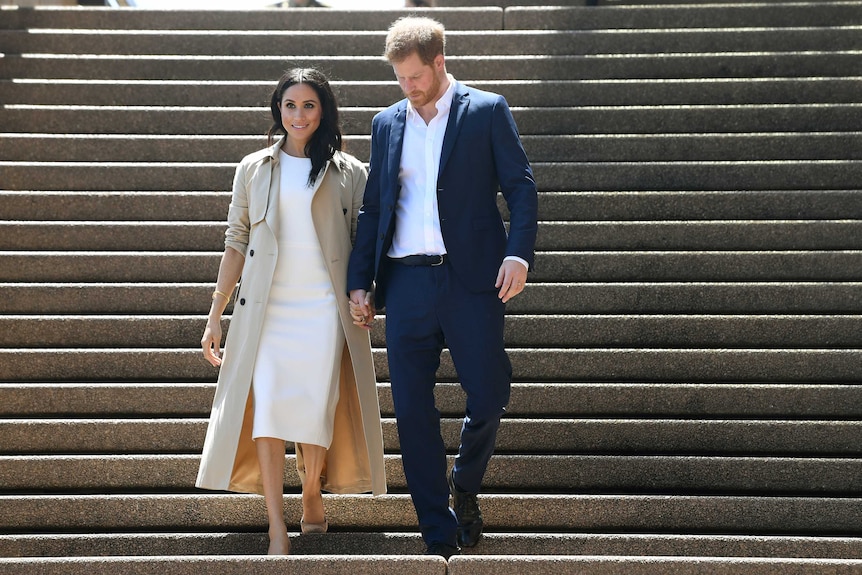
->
[431, 254, 444, 266]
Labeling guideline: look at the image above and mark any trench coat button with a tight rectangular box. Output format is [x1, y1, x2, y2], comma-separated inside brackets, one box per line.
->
[239, 298, 246, 305]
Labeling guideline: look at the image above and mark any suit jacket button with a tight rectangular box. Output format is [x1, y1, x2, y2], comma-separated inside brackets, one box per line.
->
[240, 298, 246, 305]
[379, 233, 385, 239]
[249, 250, 254, 257]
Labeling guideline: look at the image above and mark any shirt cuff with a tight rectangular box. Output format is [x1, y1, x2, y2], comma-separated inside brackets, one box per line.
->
[504, 256, 529, 271]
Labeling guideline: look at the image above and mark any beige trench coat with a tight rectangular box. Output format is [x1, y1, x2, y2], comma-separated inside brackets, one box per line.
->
[196, 138, 386, 496]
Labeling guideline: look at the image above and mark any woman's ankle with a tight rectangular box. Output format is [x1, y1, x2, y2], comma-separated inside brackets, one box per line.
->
[301, 489, 325, 524]
[266, 526, 290, 555]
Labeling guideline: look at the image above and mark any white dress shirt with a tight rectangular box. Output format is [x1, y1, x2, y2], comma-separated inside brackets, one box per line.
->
[387, 75, 455, 259]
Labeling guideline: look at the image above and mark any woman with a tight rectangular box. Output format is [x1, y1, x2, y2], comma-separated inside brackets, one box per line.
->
[196, 68, 386, 556]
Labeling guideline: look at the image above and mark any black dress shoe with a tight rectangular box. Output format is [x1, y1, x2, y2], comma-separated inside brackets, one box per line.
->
[425, 542, 460, 560]
[449, 469, 484, 548]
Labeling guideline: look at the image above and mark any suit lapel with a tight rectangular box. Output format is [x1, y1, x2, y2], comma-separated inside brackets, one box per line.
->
[387, 103, 407, 193]
[439, 83, 469, 176]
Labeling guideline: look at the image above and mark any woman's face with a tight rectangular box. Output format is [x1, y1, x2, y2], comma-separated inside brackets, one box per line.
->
[278, 82, 322, 151]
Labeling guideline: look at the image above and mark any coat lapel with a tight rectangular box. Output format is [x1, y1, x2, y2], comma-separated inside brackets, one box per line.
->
[258, 138, 283, 238]
[439, 83, 469, 177]
[387, 104, 407, 194]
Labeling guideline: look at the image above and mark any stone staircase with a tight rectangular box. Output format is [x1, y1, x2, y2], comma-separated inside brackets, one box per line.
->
[1, 1, 862, 573]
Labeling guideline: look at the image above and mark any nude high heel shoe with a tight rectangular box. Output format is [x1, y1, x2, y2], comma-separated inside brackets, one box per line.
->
[300, 518, 329, 534]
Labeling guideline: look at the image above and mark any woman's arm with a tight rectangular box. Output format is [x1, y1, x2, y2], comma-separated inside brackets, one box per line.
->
[201, 159, 252, 366]
[201, 246, 245, 367]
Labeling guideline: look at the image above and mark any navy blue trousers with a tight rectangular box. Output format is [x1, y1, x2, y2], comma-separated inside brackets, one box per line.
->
[384, 259, 512, 547]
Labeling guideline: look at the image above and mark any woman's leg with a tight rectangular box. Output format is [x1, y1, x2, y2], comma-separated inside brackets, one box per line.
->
[256, 437, 290, 555]
[298, 443, 327, 526]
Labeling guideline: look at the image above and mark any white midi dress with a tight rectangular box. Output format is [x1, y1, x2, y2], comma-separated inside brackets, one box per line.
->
[251, 151, 344, 448]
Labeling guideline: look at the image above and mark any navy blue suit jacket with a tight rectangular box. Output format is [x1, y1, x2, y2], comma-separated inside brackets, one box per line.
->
[347, 81, 538, 309]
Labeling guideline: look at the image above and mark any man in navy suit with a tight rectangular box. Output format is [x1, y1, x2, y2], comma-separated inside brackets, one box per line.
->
[347, 16, 538, 559]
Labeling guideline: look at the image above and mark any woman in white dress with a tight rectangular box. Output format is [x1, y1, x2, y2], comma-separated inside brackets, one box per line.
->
[198, 69, 385, 556]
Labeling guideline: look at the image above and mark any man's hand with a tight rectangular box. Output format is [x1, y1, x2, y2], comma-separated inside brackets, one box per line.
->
[349, 289, 376, 330]
[495, 259, 528, 303]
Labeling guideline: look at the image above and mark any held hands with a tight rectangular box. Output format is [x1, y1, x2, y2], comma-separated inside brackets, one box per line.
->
[349, 289, 376, 330]
[496, 259, 528, 303]
[201, 320, 224, 367]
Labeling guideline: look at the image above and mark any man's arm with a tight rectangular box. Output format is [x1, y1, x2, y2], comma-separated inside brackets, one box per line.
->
[347, 114, 385, 315]
[490, 95, 539, 270]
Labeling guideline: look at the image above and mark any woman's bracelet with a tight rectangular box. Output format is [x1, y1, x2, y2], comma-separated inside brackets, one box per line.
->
[212, 290, 232, 302]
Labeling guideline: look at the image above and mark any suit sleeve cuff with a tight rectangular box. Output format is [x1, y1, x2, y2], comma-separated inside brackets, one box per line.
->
[504, 256, 529, 271]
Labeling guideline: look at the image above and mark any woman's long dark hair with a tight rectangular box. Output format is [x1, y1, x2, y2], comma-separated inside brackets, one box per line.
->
[267, 68, 343, 186]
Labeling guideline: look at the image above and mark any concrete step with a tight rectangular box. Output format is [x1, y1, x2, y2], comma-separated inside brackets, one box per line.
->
[3, 417, 860, 456]
[4, 382, 862, 418]
[505, 4, 862, 30]
[2, 191, 859, 223]
[3, 28, 860, 57]
[0, 556, 446, 575]
[508, 282, 862, 314]
[4, 79, 862, 108]
[1, 251, 860, 283]
[2, 555, 862, 575]
[4, 132, 861, 163]
[4, 104, 861, 137]
[0, 0, 862, 31]
[532, 191, 862, 221]
[446, 556, 862, 575]
[6, 250, 862, 283]
[447, 0, 858, 7]
[4, 4, 860, 31]
[3, 160, 862, 192]
[2, 52, 859, 81]
[5, 455, 862, 498]
[0, 347, 860, 384]
[0, 7, 504, 31]
[0, 192, 239, 222]
[3, 314, 860, 349]
[1, 493, 861, 534]
[531, 251, 862, 282]
[527, 221, 862, 250]
[3, 221, 860, 251]
[2, 454, 861, 495]
[4, 532, 862, 559]
[3, 282, 858, 315]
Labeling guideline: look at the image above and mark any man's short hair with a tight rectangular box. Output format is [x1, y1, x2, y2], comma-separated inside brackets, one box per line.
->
[384, 17, 446, 65]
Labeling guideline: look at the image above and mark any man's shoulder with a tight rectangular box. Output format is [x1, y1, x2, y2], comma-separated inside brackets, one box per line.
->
[373, 99, 408, 123]
[457, 82, 505, 106]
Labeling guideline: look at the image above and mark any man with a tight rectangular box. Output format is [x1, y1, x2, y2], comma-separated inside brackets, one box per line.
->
[347, 16, 538, 559]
